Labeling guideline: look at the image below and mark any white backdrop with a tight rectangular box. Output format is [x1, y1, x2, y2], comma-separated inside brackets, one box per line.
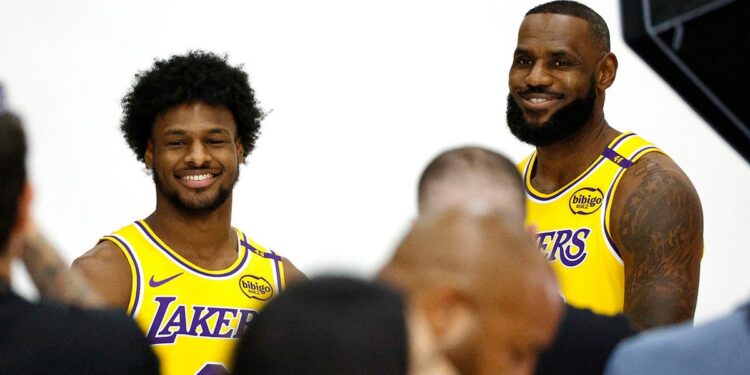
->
[1, 0, 748, 322]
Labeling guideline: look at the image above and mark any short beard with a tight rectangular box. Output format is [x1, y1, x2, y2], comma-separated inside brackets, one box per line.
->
[506, 79, 596, 147]
[152, 168, 237, 214]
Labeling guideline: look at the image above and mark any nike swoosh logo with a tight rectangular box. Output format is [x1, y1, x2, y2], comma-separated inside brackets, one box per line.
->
[149, 273, 184, 288]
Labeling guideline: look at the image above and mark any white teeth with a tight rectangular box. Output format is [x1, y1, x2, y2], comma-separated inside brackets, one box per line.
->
[183, 174, 212, 181]
[530, 98, 547, 104]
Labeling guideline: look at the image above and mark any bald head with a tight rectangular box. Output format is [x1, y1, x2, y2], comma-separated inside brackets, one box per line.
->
[380, 209, 561, 375]
[417, 147, 525, 225]
[383, 208, 544, 296]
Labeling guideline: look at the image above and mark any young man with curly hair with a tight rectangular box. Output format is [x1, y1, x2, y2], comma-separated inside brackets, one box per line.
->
[73, 51, 305, 375]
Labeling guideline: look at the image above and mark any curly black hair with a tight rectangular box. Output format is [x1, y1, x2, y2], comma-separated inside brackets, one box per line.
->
[121, 50, 263, 163]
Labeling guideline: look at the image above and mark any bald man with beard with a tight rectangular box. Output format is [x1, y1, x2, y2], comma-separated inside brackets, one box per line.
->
[379, 208, 563, 375]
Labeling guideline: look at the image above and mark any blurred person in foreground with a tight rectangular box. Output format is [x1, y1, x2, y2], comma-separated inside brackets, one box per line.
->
[604, 300, 750, 375]
[379, 207, 563, 375]
[416, 145, 637, 375]
[0, 100, 158, 374]
[232, 275, 412, 375]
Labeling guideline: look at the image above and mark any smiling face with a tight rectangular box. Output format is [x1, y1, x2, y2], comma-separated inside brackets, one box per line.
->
[507, 13, 607, 146]
[145, 102, 243, 213]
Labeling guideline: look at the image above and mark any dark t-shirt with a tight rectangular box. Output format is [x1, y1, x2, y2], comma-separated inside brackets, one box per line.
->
[0, 291, 159, 374]
[535, 305, 637, 375]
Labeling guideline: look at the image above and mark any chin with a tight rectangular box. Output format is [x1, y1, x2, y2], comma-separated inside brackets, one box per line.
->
[522, 117, 547, 128]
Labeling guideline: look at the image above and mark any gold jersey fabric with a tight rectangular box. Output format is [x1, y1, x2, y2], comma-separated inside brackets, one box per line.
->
[102, 220, 285, 375]
[519, 132, 661, 316]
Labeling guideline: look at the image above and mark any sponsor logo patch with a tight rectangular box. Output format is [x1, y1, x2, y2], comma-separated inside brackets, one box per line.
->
[239, 275, 274, 301]
[569, 187, 604, 215]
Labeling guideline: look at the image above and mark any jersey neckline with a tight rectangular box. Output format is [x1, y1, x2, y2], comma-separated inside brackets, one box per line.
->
[134, 220, 249, 278]
[524, 132, 634, 201]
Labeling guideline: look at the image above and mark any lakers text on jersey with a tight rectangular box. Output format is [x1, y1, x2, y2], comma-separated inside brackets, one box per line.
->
[103, 220, 285, 375]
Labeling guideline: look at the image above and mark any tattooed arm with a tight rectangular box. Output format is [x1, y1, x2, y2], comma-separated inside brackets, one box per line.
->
[610, 152, 702, 330]
[21, 221, 105, 308]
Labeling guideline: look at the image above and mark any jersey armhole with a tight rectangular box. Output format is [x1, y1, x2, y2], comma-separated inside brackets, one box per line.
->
[269, 249, 286, 291]
[100, 235, 141, 317]
[240, 232, 285, 292]
[603, 147, 665, 264]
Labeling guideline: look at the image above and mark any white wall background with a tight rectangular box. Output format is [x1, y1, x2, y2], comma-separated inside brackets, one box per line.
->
[1, 0, 748, 323]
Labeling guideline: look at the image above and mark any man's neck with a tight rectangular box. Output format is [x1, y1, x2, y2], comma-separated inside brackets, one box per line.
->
[531, 113, 619, 194]
[145, 197, 237, 269]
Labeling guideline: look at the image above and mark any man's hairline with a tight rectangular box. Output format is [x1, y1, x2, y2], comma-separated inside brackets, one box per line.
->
[522, 11, 609, 53]
[418, 176, 525, 214]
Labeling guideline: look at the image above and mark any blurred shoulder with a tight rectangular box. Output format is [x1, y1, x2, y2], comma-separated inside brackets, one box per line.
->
[606, 305, 750, 374]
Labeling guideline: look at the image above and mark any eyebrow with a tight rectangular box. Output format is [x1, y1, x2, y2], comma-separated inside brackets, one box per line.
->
[513, 47, 531, 56]
[206, 128, 232, 136]
[513, 48, 579, 59]
[550, 50, 574, 58]
[161, 128, 233, 137]
[163, 129, 187, 137]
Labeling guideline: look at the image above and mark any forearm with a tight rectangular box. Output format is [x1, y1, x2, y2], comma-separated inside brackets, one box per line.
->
[21, 230, 104, 308]
[623, 273, 698, 329]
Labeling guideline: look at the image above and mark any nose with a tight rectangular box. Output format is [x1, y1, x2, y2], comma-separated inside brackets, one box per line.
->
[185, 141, 211, 167]
[524, 62, 552, 88]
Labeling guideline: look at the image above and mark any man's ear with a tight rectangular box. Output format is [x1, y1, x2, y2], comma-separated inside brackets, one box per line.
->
[236, 138, 245, 164]
[597, 52, 618, 90]
[421, 288, 479, 352]
[144, 141, 154, 169]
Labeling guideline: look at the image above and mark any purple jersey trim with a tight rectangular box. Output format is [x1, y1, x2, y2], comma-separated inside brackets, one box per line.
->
[524, 133, 637, 202]
[134, 221, 248, 278]
[609, 132, 635, 149]
[603, 147, 634, 168]
[104, 234, 142, 318]
[269, 249, 283, 291]
[603, 167, 626, 261]
[239, 239, 282, 261]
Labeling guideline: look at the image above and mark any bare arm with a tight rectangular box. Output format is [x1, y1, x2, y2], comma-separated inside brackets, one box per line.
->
[611, 152, 702, 329]
[281, 257, 307, 286]
[20, 222, 105, 308]
[71, 240, 133, 310]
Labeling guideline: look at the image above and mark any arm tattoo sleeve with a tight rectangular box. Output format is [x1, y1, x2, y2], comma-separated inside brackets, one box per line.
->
[22, 232, 104, 308]
[618, 159, 702, 329]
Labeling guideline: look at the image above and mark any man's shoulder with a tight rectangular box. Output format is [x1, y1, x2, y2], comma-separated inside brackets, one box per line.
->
[234, 228, 278, 257]
[0, 294, 158, 374]
[76, 220, 142, 262]
[606, 306, 750, 374]
[28, 300, 140, 338]
[72, 231, 134, 309]
[618, 135, 691, 183]
[74, 238, 130, 271]
[613, 148, 701, 225]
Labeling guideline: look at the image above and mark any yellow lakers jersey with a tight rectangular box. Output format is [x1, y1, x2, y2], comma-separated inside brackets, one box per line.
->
[519, 132, 661, 316]
[102, 220, 285, 375]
